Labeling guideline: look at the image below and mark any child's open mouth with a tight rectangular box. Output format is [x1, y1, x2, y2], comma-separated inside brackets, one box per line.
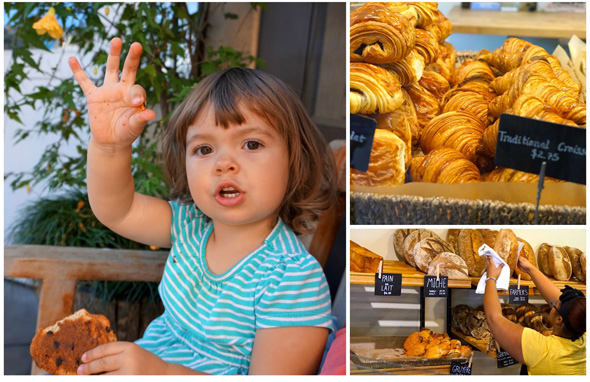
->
[220, 187, 240, 199]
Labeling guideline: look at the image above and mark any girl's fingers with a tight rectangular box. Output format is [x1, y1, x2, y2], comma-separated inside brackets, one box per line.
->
[129, 84, 147, 107]
[121, 42, 143, 85]
[78, 354, 121, 375]
[68, 57, 95, 95]
[104, 37, 123, 84]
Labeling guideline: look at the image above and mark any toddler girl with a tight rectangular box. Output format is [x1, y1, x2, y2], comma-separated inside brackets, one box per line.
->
[68, 37, 337, 375]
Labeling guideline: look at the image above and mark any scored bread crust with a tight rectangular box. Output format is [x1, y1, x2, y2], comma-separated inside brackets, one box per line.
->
[30, 309, 117, 375]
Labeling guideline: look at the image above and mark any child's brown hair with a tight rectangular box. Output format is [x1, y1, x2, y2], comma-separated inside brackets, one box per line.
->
[161, 67, 337, 235]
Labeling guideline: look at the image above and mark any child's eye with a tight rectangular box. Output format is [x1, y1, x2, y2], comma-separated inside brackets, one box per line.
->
[244, 140, 262, 150]
[193, 145, 212, 156]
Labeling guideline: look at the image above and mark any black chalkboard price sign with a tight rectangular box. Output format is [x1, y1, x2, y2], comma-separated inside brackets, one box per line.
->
[509, 285, 529, 304]
[495, 114, 586, 184]
[350, 114, 377, 172]
[497, 348, 519, 368]
[424, 276, 448, 297]
[374, 273, 402, 296]
[450, 359, 472, 375]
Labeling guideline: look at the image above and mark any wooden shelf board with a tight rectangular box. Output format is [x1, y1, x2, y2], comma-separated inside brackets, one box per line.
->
[351, 260, 472, 288]
[447, 6, 586, 39]
[467, 276, 586, 296]
[451, 328, 497, 359]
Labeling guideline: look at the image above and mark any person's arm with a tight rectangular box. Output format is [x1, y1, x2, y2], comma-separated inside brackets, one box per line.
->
[483, 257, 525, 364]
[69, 38, 171, 248]
[517, 256, 561, 304]
[249, 326, 329, 374]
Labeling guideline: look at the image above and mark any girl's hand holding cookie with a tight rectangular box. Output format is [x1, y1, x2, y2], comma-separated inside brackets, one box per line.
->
[77, 341, 168, 375]
[68, 37, 155, 151]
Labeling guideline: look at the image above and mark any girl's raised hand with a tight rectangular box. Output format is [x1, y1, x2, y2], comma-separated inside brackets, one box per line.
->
[68, 37, 156, 150]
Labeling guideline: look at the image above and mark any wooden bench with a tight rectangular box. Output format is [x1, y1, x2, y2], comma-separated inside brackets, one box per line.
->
[4, 144, 346, 374]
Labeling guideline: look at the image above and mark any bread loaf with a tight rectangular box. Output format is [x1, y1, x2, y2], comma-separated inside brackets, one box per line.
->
[493, 229, 519, 276]
[456, 229, 486, 277]
[427, 252, 469, 278]
[403, 229, 439, 268]
[446, 229, 461, 252]
[478, 229, 498, 248]
[501, 304, 517, 323]
[514, 238, 537, 281]
[564, 246, 585, 282]
[549, 246, 572, 281]
[412, 237, 454, 272]
[537, 243, 553, 276]
[580, 252, 586, 280]
[393, 229, 415, 264]
[350, 241, 383, 273]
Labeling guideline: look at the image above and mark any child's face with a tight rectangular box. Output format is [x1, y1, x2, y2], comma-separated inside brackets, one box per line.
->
[185, 104, 290, 230]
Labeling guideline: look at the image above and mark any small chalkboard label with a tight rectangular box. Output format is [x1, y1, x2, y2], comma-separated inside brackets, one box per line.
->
[424, 276, 448, 297]
[497, 348, 518, 368]
[495, 114, 586, 184]
[509, 285, 530, 304]
[374, 273, 402, 296]
[350, 114, 377, 172]
[450, 359, 472, 375]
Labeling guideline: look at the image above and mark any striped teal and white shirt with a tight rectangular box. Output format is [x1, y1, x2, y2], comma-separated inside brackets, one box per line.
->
[136, 201, 333, 374]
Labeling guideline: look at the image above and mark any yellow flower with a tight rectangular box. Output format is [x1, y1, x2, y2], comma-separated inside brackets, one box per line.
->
[105, 6, 110, 16]
[26, 185, 31, 194]
[32, 7, 63, 39]
[75, 200, 85, 212]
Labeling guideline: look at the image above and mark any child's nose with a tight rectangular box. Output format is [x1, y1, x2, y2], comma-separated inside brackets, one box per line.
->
[215, 152, 238, 174]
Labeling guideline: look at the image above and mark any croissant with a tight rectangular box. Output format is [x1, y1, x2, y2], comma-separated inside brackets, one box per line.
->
[379, 50, 425, 86]
[486, 167, 562, 183]
[488, 70, 586, 124]
[481, 95, 579, 157]
[350, 129, 406, 187]
[370, 112, 412, 169]
[418, 70, 450, 103]
[480, 37, 581, 96]
[410, 148, 482, 184]
[420, 111, 486, 163]
[452, 59, 495, 87]
[379, 2, 419, 27]
[407, 2, 440, 28]
[423, 10, 453, 42]
[404, 82, 440, 131]
[414, 28, 439, 65]
[350, 3, 416, 64]
[350, 63, 404, 114]
[443, 91, 491, 127]
[439, 41, 457, 75]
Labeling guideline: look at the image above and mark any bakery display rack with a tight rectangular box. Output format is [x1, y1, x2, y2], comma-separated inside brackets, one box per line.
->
[466, 276, 587, 296]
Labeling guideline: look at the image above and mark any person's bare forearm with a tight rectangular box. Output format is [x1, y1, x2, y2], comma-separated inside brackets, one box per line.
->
[484, 279, 503, 324]
[87, 137, 136, 230]
[527, 266, 561, 303]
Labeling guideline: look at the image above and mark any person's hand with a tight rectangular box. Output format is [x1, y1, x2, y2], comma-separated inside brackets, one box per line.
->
[486, 256, 504, 280]
[517, 256, 534, 274]
[68, 37, 156, 151]
[77, 341, 168, 375]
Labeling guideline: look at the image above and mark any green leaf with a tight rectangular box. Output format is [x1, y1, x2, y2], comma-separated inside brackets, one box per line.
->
[144, 65, 157, 78]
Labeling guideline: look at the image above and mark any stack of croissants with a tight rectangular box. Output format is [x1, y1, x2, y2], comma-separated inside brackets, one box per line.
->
[350, 2, 586, 186]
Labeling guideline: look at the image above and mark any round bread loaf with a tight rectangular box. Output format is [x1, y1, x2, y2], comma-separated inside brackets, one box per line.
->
[529, 311, 552, 333]
[477, 229, 498, 248]
[393, 229, 415, 264]
[456, 229, 486, 277]
[537, 243, 553, 276]
[30, 309, 117, 375]
[564, 246, 585, 282]
[427, 252, 469, 278]
[514, 238, 537, 281]
[412, 237, 454, 272]
[580, 251, 586, 280]
[493, 229, 519, 276]
[403, 229, 439, 268]
[501, 304, 517, 323]
[549, 246, 572, 281]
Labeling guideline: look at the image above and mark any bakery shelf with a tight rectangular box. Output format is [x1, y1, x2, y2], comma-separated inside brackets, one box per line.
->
[350, 260, 472, 288]
[466, 277, 586, 296]
[451, 328, 497, 359]
[446, 5, 586, 39]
